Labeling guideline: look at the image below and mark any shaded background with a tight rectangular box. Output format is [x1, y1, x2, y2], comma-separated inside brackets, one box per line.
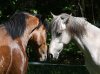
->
[0, 0, 100, 65]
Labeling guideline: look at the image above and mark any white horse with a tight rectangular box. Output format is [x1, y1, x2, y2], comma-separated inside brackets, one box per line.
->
[49, 13, 100, 74]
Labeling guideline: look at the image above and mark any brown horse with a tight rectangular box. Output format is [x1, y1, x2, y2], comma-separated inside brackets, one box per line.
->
[0, 12, 47, 74]
[28, 20, 48, 61]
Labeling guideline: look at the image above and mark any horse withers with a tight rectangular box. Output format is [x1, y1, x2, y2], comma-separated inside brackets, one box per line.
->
[0, 12, 47, 74]
[48, 13, 100, 74]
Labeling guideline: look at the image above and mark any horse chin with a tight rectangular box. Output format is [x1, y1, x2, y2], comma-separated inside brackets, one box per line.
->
[39, 58, 46, 61]
[51, 54, 59, 61]
[54, 55, 59, 59]
[39, 55, 47, 61]
[52, 57, 58, 61]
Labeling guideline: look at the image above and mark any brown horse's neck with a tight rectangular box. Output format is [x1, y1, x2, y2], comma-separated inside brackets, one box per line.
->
[15, 38, 26, 52]
[18, 25, 37, 51]
[14, 28, 29, 52]
[19, 35, 30, 51]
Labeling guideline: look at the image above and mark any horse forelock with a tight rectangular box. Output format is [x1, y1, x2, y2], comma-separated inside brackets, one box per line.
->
[51, 13, 70, 33]
[67, 16, 87, 37]
[3, 12, 28, 39]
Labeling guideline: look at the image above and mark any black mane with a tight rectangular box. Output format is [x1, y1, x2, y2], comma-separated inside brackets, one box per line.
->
[34, 14, 48, 30]
[3, 12, 27, 39]
[2, 12, 48, 39]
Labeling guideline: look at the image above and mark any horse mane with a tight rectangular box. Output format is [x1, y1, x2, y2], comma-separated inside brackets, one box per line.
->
[50, 18, 58, 34]
[3, 12, 28, 39]
[2, 12, 47, 39]
[67, 16, 87, 37]
[35, 14, 48, 30]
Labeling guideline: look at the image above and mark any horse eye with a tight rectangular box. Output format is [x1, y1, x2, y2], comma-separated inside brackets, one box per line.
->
[56, 32, 61, 36]
[61, 17, 64, 20]
[57, 49, 61, 52]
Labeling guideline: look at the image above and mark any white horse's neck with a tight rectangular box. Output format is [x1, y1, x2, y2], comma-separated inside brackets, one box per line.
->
[74, 22, 100, 65]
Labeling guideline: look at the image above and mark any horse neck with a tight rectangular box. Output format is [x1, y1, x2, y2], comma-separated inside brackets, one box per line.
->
[19, 23, 40, 51]
[18, 29, 31, 51]
[74, 22, 100, 64]
[0, 26, 13, 45]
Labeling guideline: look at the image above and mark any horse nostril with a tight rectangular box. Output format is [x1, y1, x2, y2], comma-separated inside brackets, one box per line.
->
[48, 53, 53, 59]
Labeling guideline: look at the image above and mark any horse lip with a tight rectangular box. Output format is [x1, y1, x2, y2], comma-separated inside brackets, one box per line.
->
[39, 58, 47, 61]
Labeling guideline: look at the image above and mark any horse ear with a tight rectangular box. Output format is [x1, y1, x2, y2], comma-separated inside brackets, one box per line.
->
[59, 13, 73, 31]
[70, 13, 72, 16]
[43, 19, 50, 32]
[51, 12, 57, 18]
